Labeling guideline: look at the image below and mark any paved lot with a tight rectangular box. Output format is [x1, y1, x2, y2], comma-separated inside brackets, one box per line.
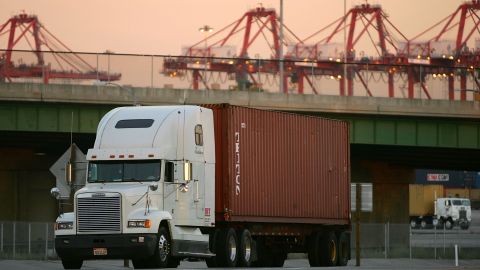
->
[1, 258, 480, 270]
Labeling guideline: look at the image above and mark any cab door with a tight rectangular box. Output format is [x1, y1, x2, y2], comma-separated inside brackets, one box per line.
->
[173, 108, 206, 227]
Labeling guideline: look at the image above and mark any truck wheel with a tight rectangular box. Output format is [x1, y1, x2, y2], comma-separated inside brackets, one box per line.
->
[238, 229, 253, 267]
[460, 222, 469, 230]
[420, 219, 428, 229]
[434, 218, 443, 229]
[206, 229, 219, 267]
[337, 232, 349, 266]
[307, 232, 321, 267]
[61, 259, 83, 269]
[216, 228, 238, 267]
[152, 226, 178, 268]
[410, 218, 418, 229]
[319, 231, 338, 266]
[252, 238, 272, 267]
[445, 219, 453, 230]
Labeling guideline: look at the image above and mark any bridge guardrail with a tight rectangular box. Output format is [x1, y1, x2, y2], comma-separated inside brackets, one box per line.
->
[1, 49, 479, 101]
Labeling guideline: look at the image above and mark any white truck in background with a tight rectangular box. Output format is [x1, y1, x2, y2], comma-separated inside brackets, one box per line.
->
[433, 197, 472, 230]
[409, 184, 472, 230]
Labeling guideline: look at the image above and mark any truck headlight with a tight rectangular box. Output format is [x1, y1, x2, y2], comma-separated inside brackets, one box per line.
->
[127, 219, 151, 228]
[55, 222, 73, 230]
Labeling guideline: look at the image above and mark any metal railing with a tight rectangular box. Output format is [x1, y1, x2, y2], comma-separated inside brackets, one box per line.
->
[0, 222, 56, 259]
[1, 221, 479, 260]
[1, 49, 479, 101]
[351, 223, 480, 259]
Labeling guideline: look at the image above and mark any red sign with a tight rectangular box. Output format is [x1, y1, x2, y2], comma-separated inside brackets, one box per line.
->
[427, 174, 449, 182]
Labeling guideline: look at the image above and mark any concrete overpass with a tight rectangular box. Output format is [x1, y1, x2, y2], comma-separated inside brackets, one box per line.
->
[0, 82, 479, 223]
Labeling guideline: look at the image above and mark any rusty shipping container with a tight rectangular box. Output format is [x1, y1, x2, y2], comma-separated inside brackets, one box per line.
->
[209, 105, 350, 225]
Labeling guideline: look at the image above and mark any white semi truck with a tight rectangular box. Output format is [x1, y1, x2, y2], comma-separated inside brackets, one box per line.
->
[409, 184, 472, 229]
[53, 105, 351, 269]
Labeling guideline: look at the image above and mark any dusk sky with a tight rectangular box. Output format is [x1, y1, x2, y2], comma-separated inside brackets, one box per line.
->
[0, 1, 471, 56]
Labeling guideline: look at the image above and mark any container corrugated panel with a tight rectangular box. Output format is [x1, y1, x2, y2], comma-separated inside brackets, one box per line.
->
[409, 184, 444, 216]
[209, 105, 350, 225]
[415, 169, 477, 188]
[475, 172, 480, 188]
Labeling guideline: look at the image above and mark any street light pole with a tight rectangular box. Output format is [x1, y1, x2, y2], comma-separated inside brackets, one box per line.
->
[95, 81, 137, 105]
[199, 25, 213, 89]
[279, 0, 284, 93]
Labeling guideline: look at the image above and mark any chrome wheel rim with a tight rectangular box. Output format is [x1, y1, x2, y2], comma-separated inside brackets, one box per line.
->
[410, 220, 416, 228]
[329, 239, 337, 262]
[158, 234, 169, 262]
[228, 235, 237, 262]
[244, 235, 251, 262]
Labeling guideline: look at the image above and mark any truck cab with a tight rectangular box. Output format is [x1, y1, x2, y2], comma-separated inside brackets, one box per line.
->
[54, 106, 215, 269]
[435, 198, 472, 230]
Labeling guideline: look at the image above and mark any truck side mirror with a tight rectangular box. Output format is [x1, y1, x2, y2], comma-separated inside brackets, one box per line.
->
[184, 161, 192, 182]
[149, 183, 158, 191]
[50, 187, 61, 199]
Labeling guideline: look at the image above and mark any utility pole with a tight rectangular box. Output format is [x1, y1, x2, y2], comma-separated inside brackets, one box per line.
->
[279, 0, 284, 93]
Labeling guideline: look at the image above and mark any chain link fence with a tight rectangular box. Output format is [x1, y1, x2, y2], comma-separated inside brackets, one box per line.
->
[0, 222, 56, 260]
[351, 223, 480, 260]
[1, 221, 479, 260]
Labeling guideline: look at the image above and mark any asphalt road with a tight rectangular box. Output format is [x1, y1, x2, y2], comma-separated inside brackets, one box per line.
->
[1, 258, 480, 270]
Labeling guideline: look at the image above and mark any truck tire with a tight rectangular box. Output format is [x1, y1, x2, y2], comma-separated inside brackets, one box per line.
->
[307, 232, 321, 267]
[61, 259, 83, 269]
[216, 228, 238, 267]
[460, 222, 469, 230]
[410, 218, 418, 229]
[445, 219, 453, 230]
[237, 229, 253, 267]
[206, 229, 219, 267]
[420, 218, 428, 229]
[337, 232, 349, 266]
[319, 231, 338, 266]
[252, 238, 271, 267]
[433, 218, 442, 229]
[151, 226, 179, 268]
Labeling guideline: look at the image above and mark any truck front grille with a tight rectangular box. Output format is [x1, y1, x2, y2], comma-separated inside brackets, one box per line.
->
[77, 193, 121, 233]
[460, 209, 467, 219]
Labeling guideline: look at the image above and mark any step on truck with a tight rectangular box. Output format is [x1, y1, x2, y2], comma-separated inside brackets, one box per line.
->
[53, 104, 351, 269]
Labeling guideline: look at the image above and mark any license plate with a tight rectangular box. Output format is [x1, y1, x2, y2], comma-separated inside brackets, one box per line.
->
[93, 248, 107, 256]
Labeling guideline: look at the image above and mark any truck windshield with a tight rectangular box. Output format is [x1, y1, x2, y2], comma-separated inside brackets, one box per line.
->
[87, 160, 161, 183]
[452, 200, 470, 206]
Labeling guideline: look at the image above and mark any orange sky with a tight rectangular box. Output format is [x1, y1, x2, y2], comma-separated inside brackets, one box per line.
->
[0, 0, 470, 56]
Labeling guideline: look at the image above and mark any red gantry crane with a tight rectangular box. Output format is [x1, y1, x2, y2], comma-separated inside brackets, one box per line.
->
[286, 3, 409, 97]
[404, 0, 480, 100]
[0, 13, 120, 83]
[163, 6, 301, 92]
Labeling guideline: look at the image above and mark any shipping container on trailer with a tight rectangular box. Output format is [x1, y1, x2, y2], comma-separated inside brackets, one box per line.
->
[208, 105, 350, 225]
[409, 184, 444, 217]
[475, 172, 480, 188]
[445, 188, 470, 198]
